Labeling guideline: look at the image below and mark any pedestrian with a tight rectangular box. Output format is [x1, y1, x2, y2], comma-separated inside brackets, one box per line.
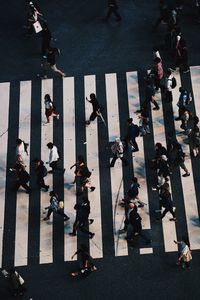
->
[150, 57, 164, 91]
[151, 142, 168, 169]
[44, 94, 59, 124]
[179, 105, 190, 134]
[174, 236, 192, 269]
[33, 158, 49, 191]
[135, 105, 150, 136]
[71, 244, 97, 277]
[126, 203, 151, 245]
[2, 268, 25, 297]
[156, 155, 170, 188]
[124, 118, 140, 152]
[103, 0, 122, 22]
[41, 23, 52, 58]
[157, 186, 176, 221]
[43, 191, 69, 221]
[120, 176, 145, 208]
[69, 196, 94, 238]
[167, 140, 190, 177]
[10, 160, 31, 194]
[46, 142, 65, 174]
[145, 78, 160, 110]
[74, 156, 95, 194]
[163, 69, 176, 102]
[188, 125, 200, 157]
[110, 137, 129, 167]
[175, 87, 191, 120]
[153, 1, 170, 30]
[85, 93, 101, 125]
[42, 47, 65, 78]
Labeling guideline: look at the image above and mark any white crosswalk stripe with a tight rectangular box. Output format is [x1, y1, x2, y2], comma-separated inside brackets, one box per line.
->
[0, 67, 200, 267]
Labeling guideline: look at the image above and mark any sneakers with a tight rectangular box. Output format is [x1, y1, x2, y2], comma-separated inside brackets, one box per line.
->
[182, 173, 190, 177]
[169, 218, 177, 222]
[56, 114, 60, 120]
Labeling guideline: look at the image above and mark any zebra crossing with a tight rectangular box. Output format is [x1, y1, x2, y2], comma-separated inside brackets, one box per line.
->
[0, 66, 200, 267]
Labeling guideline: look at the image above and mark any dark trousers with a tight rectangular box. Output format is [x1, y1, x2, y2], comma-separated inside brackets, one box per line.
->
[105, 6, 121, 20]
[46, 208, 54, 218]
[15, 181, 30, 192]
[50, 161, 64, 172]
[72, 219, 93, 236]
[161, 207, 176, 219]
[37, 176, 48, 190]
[165, 91, 173, 102]
[57, 209, 69, 219]
[124, 138, 139, 152]
[110, 154, 128, 167]
[89, 111, 97, 121]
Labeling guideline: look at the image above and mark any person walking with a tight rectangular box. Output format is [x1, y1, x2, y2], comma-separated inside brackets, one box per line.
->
[164, 69, 175, 102]
[145, 78, 160, 110]
[126, 204, 151, 245]
[188, 125, 200, 157]
[174, 236, 192, 269]
[157, 186, 177, 221]
[33, 158, 49, 191]
[10, 161, 31, 194]
[110, 137, 129, 167]
[72, 155, 95, 194]
[42, 47, 65, 78]
[41, 23, 52, 58]
[124, 118, 140, 152]
[43, 191, 69, 221]
[71, 244, 97, 277]
[120, 176, 145, 208]
[2, 268, 25, 297]
[85, 93, 101, 125]
[103, 0, 122, 22]
[168, 140, 190, 177]
[175, 87, 191, 120]
[15, 138, 29, 160]
[46, 142, 65, 174]
[69, 196, 94, 238]
[151, 57, 164, 91]
[44, 94, 59, 124]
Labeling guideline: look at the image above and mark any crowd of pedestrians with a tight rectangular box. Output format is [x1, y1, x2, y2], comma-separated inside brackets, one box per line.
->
[3, 2, 198, 294]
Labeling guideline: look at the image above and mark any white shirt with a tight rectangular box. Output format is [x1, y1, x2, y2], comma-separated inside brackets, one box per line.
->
[49, 146, 59, 164]
[16, 143, 25, 157]
[166, 75, 173, 92]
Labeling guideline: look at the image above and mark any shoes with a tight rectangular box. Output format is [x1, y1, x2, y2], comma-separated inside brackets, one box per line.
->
[26, 190, 31, 194]
[183, 69, 190, 74]
[48, 170, 53, 174]
[69, 232, 76, 236]
[89, 233, 95, 239]
[170, 218, 177, 222]
[43, 217, 49, 221]
[85, 120, 90, 125]
[175, 117, 181, 121]
[89, 219, 94, 224]
[182, 173, 190, 177]
[119, 229, 127, 234]
[63, 168, 66, 174]
[56, 114, 60, 120]
[90, 187, 95, 192]
[153, 107, 160, 110]
[64, 216, 70, 221]
[45, 185, 49, 192]
[138, 203, 144, 208]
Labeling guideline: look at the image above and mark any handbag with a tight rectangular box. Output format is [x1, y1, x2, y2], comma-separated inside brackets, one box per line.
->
[183, 250, 192, 262]
[15, 272, 25, 285]
[33, 21, 43, 33]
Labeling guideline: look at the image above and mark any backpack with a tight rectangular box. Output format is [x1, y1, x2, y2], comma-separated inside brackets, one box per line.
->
[170, 77, 177, 89]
